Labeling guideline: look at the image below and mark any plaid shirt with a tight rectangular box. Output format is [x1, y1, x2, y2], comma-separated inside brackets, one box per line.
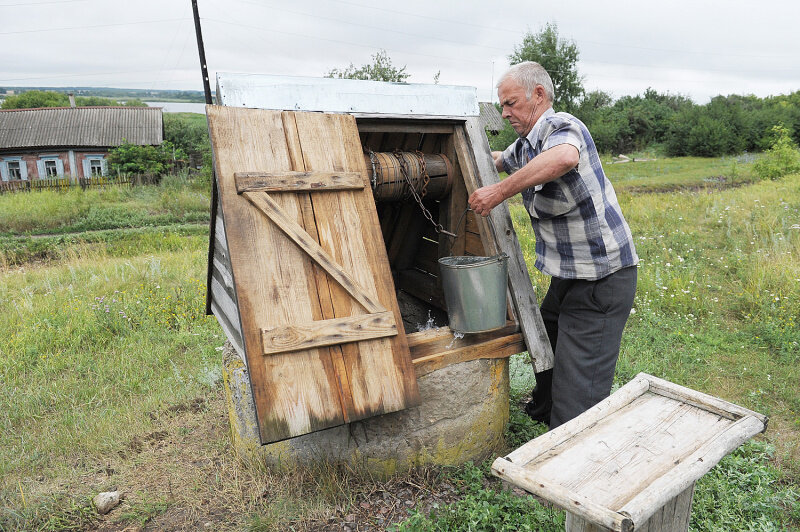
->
[501, 108, 638, 280]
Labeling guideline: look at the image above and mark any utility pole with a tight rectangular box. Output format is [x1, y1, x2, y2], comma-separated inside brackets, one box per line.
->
[192, 0, 212, 105]
[191, 0, 218, 315]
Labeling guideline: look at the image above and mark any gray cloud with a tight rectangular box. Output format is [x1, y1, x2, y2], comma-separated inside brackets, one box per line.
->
[1, 0, 798, 104]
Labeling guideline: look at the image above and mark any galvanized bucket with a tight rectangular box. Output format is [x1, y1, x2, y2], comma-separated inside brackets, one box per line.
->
[438, 253, 509, 333]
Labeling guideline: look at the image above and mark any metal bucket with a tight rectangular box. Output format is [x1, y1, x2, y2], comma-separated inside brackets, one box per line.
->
[438, 253, 509, 333]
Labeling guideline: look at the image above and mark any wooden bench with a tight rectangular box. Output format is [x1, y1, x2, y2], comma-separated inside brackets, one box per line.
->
[492, 373, 768, 532]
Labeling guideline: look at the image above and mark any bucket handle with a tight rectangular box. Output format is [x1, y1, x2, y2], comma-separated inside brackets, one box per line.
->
[443, 206, 501, 256]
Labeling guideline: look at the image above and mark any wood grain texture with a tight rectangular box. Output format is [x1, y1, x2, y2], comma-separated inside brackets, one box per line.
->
[407, 322, 519, 360]
[646, 374, 768, 426]
[461, 117, 554, 372]
[242, 190, 385, 314]
[504, 374, 650, 465]
[234, 170, 364, 193]
[208, 105, 346, 443]
[291, 111, 420, 419]
[281, 113, 358, 424]
[410, 331, 523, 377]
[492, 459, 633, 532]
[261, 311, 397, 355]
[618, 414, 765, 525]
[494, 373, 767, 531]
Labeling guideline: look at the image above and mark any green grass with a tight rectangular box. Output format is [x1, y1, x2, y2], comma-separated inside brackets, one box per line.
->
[395, 461, 565, 532]
[0, 174, 210, 236]
[0, 231, 223, 529]
[0, 223, 209, 267]
[603, 154, 759, 193]
[1, 158, 799, 530]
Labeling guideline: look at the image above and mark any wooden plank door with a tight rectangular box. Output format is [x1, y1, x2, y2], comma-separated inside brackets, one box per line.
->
[207, 106, 420, 444]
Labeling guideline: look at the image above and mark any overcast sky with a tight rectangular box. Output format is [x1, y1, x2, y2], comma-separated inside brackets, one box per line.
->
[2, 0, 800, 105]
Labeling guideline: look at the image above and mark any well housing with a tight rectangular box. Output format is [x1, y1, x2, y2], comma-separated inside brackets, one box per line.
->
[205, 74, 554, 468]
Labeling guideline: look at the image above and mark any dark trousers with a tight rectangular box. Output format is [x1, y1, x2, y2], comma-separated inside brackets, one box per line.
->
[535, 266, 637, 428]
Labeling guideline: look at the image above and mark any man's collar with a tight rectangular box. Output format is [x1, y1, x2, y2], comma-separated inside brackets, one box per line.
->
[522, 107, 554, 145]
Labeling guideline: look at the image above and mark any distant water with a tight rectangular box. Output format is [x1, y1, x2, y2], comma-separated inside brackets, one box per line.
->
[145, 101, 206, 113]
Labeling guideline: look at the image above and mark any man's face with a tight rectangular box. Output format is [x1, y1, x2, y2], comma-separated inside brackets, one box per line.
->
[498, 78, 540, 137]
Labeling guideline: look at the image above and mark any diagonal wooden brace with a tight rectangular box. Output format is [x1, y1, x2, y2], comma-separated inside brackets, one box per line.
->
[242, 190, 387, 315]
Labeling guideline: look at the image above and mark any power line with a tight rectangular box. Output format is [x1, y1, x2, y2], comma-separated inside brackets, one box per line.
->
[326, 0, 527, 36]
[229, 0, 509, 52]
[202, 14, 797, 80]
[0, 17, 189, 35]
[323, 0, 800, 62]
[0, 69, 167, 83]
[0, 0, 89, 6]
[202, 16, 491, 67]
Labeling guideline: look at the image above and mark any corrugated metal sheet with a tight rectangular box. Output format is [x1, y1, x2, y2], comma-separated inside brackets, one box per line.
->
[479, 102, 506, 134]
[0, 107, 163, 149]
[216, 73, 479, 117]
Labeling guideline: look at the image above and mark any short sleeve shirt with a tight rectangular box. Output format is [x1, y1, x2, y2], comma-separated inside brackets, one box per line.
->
[501, 108, 638, 280]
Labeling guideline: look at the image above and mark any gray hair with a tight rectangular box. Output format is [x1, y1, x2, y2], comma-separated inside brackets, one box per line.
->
[498, 62, 555, 103]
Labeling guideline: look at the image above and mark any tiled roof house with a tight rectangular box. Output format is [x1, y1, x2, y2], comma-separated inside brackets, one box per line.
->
[0, 106, 163, 182]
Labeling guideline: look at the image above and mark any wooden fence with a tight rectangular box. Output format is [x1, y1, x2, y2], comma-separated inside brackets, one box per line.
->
[0, 175, 133, 194]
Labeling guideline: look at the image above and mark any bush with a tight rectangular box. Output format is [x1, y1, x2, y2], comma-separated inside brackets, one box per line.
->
[753, 125, 800, 180]
[163, 113, 210, 155]
[107, 140, 186, 181]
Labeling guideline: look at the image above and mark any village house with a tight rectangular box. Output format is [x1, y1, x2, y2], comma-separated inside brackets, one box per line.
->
[0, 103, 162, 183]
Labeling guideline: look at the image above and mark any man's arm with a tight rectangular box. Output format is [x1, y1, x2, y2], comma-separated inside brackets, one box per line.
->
[491, 151, 504, 172]
[469, 144, 579, 217]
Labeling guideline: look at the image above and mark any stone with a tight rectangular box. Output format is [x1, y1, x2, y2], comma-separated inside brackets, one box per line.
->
[92, 491, 121, 515]
[221, 341, 510, 477]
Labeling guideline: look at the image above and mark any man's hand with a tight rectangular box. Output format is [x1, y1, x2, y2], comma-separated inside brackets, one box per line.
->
[469, 144, 579, 217]
[469, 182, 505, 217]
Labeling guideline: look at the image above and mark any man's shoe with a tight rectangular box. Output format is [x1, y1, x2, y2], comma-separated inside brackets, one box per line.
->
[524, 398, 552, 425]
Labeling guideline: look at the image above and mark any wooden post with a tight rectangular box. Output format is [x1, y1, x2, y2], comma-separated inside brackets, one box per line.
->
[565, 483, 695, 532]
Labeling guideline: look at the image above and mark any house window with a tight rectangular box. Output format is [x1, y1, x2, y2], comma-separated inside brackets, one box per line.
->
[89, 159, 103, 176]
[37, 156, 64, 179]
[1, 157, 27, 181]
[45, 160, 58, 177]
[7, 161, 21, 179]
[83, 155, 108, 178]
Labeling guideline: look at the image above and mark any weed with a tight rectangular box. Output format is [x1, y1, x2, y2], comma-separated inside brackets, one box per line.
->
[393, 462, 564, 532]
[691, 440, 800, 531]
[1, 158, 799, 530]
[116, 494, 169, 527]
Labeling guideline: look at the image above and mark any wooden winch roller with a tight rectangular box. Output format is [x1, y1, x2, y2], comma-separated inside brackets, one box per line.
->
[364, 151, 453, 202]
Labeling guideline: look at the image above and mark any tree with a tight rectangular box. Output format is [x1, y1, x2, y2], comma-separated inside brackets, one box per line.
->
[107, 140, 185, 181]
[753, 125, 800, 180]
[508, 23, 583, 114]
[163, 113, 210, 155]
[1, 90, 145, 109]
[326, 50, 410, 82]
[1, 90, 69, 109]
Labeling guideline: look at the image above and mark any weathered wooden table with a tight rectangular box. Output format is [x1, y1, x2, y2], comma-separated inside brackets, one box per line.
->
[492, 373, 768, 532]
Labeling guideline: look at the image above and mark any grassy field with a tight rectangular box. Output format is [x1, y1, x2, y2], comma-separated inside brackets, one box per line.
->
[0, 157, 798, 530]
[604, 153, 759, 193]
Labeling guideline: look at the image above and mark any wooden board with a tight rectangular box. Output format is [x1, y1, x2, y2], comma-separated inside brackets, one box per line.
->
[460, 117, 554, 372]
[207, 106, 419, 444]
[492, 373, 767, 531]
[408, 323, 524, 377]
[234, 170, 364, 193]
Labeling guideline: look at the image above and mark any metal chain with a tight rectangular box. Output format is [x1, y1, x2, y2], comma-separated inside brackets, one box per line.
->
[366, 148, 379, 189]
[415, 150, 430, 199]
[394, 150, 455, 237]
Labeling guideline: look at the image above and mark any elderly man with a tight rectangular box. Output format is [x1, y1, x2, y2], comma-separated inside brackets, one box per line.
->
[469, 61, 638, 429]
